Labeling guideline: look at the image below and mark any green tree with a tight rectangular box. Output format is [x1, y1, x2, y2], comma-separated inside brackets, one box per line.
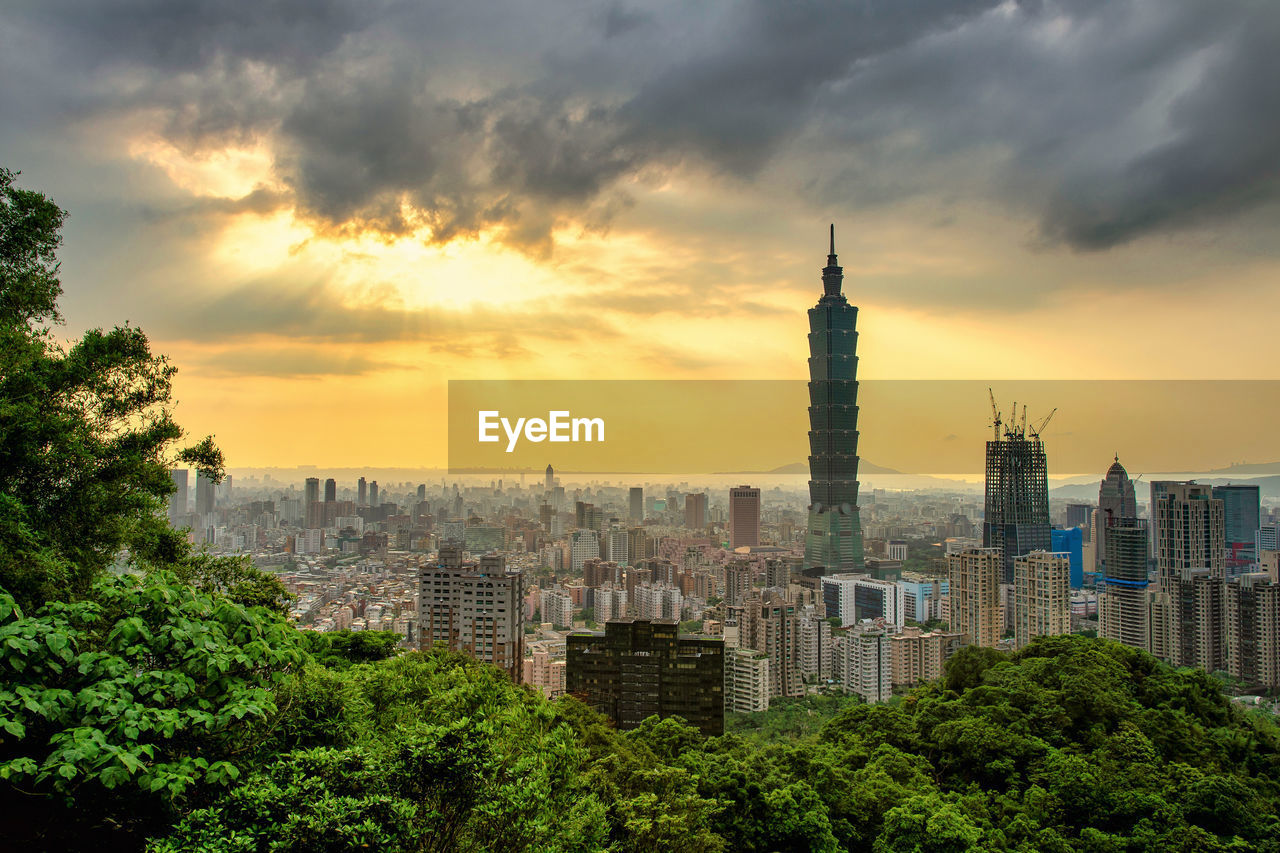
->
[0, 168, 254, 610]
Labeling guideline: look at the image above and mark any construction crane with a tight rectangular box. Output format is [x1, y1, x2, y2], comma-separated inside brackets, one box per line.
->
[988, 387, 1002, 441]
[1019, 404, 1028, 438]
[1029, 407, 1057, 440]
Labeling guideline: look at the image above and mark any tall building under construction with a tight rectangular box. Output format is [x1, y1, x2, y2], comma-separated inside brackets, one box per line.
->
[803, 226, 865, 574]
[982, 397, 1051, 583]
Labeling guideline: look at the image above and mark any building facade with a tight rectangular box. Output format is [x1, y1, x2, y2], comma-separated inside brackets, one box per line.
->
[566, 619, 724, 735]
[419, 547, 525, 682]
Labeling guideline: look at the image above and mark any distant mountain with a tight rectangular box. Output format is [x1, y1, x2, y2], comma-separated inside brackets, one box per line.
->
[1051, 475, 1280, 501]
[1206, 461, 1280, 476]
[718, 461, 903, 475]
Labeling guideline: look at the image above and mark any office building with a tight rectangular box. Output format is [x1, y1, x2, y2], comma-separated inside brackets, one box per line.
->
[419, 547, 524, 682]
[566, 619, 724, 735]
[947, 548, 1003, 648]
[803, 227, 865, 573]
[545, 464, 554, 492]
[821, 573, 905, 628]
[357, 476, 367, 507]
[304, 477, 320, 507]
[196, 471, 216, 518]
[729, 485, 761, 548]
[1214, 484, 1261, 569]
[168, 469, 188, 526]
[1012, 551, 1070, 649]
[684, 492, 707, 530]
[898, 573, 948, 623]
[1095, 456, 1137, 566]
[1051, 526, 1084, 589]
[629, 487, 644, 523]
[323, 478, 336, 503]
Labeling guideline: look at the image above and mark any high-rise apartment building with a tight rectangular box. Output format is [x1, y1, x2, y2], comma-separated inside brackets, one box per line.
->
[1012, 551, 1070, 648]
[804, 227, 865, 573]
[725, 560, 753, 607]
[982, 417, 1050, 583]
[1097, 518, 1150, 651]
[594, 585, 627, 622]
[633, 583, 683, 621]
[566, 619, 724, 735]
[419, 547, 524, 682]
[734, 598, 803, 699]
[1223, 573, 1280, 691]
[724, 648, 770, 713]
[540, 589, 574, 627]
[890, 626, 964, 688]
[357, 476, 367, 507]
[832, 622, 892, 703]
[323, 478, 337, 503]
[947, 548, 1003, 648]
[1149, 483, 1226, 671]
[629, 487, 644, 523]
[369, 481, 379, 507]
[684, 492, 707, 530]
[729, 486, 760, 548]
[304, 477, 320, 507]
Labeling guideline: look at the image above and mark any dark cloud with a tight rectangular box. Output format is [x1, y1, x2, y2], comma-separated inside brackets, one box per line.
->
[2, 0, 1276, 257]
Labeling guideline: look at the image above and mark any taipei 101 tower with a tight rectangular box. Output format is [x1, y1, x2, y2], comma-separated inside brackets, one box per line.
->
[803, 226, 865, 574]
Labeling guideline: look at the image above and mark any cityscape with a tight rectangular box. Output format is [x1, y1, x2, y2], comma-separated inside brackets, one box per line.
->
[169, 238, 1280, 732]
[4, 0, 1280, 849]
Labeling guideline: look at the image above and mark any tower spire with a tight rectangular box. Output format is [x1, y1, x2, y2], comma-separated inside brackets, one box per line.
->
[821, 223, 844, 299]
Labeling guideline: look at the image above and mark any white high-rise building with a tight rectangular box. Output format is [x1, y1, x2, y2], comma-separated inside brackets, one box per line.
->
[571, 529, 600, 573]
[1013, 551, 1071, 648]
[832, 621, 892, 703]
[724, 648, 770, 713]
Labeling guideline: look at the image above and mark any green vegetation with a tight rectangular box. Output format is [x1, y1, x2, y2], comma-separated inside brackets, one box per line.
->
[5, 170, 1280, 850]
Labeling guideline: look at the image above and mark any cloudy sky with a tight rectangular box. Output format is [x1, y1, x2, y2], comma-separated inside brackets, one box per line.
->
[2, 0, 1277, 469]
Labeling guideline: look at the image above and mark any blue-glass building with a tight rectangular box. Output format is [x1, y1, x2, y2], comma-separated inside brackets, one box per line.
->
[1051, 526, 1084, 589]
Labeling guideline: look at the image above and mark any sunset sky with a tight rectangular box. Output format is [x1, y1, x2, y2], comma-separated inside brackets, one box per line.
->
[1, 0, 1277, 470]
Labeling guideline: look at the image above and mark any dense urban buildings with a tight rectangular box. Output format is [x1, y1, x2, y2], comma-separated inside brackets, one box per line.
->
[566, 619, 724, 735]
[803, 228, 866, 574]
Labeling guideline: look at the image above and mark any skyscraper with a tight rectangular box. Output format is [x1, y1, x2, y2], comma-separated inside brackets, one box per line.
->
[803, 226, 865, 574]
[1097, 518, 1150, 651]
[684, 493, 707, 530]
[1096, 455, 1137, 567]
[357, 476, 367, 507]
[168, 468, 188, 527]
[545, 464, 554, 492]
[369, 480, 379, 507]
[1148, 483, 1225, 671]
[729, 485, 760, 549]
[1213, 484, 1261, 569]
[304, 477, 320, 507]
[324, 478, 337, 503]
[982, 406, 1050, 583]
[196, 471, 216, 518]
[629, 487, 644, 523]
